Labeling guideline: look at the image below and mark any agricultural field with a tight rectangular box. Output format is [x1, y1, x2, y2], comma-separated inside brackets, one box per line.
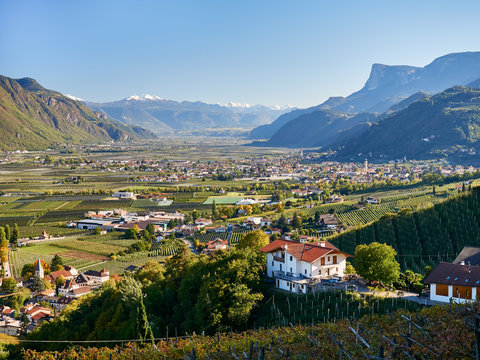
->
[203, 196, 243, 205]
[149, 237, 185, 256]
[255, 288, 421, 328]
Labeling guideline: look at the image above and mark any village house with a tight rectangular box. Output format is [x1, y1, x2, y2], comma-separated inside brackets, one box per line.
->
[0, 317, 21, 336]
[365, 196, 380, 205]
[113, 191, 136, 199]
[195, 218, 213, 227]
[84, 269, 110, 284]
[260, 239, 352, 293]
[58, 273, 95, 298]
[425, 247, 480, 303]
[318, 214, 340, 230]
[21, 304, 54, 325]
[201, 238, 229, 255]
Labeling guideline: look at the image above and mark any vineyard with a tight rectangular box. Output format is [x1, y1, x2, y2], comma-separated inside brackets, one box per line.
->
[229, 230, 253, 245]
[255, 289, 420, 328]
[149, 237, 185, 257]
[329, 189, 480, 273]
[194, 232, 228, 243]
[23, 303, 477, 359]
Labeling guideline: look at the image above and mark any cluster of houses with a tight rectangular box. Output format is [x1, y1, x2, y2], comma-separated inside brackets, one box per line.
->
[74, 210, 185, 234]
[0, 259, 112, 336]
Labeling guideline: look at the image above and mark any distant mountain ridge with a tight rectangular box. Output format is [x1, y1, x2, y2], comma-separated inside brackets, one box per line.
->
[330, 86, 480, 162]
[251, 51, 480, 141]
[0, 76, 156, 150]
[85, 96, 293, 134]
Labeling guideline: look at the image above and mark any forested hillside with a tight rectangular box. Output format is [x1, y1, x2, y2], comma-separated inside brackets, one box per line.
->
[329, 188, 480, 273]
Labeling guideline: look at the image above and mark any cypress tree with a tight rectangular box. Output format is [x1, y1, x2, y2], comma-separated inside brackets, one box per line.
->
[11, 224, 19, 244]
[4, 225, 10, 243]
[135, 298, 154, 343]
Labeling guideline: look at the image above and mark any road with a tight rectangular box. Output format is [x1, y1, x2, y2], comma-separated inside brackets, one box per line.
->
[183, 239, 199, 254]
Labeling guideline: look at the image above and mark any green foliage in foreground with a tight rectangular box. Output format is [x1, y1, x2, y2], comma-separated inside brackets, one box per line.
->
[22, 304, 474, 359]
[27, 247, 266, 350]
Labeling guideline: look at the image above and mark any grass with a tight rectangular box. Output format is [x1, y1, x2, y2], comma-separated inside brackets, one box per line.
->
[203, 196, 243, 205]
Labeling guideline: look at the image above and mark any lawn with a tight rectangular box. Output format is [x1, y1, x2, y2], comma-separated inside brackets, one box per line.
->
[203, 196, 243, 205]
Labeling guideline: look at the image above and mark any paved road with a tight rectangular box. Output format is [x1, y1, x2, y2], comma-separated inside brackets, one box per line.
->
[183, 239, 199, 254]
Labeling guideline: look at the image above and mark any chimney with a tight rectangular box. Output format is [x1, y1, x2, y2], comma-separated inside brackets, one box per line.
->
[320, 241, 325, 247]
[460, 261, 465, 265]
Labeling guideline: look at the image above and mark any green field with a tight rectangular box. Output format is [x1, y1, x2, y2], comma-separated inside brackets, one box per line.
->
[203, 196, 243, 205]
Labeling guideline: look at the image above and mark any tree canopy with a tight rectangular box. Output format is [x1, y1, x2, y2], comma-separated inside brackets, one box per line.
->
[354, 242, 400, 285]
[237, 230, 269, 251]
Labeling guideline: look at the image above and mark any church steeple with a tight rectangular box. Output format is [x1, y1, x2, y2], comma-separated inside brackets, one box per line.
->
[35, 258, 44, 279]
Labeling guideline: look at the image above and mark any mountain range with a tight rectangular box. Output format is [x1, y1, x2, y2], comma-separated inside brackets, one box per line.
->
[252, 51, 480, 142]
[248, 51, 480, 164]
[0, 76, 157, 150]
[330, 85, 480, 162]
[85, 96, 293, 134]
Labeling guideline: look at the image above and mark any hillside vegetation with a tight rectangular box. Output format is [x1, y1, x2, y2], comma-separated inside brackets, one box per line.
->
[22, 304, 476, 359]
[329, 188, 480, 273]
[0, 76, 156, 150]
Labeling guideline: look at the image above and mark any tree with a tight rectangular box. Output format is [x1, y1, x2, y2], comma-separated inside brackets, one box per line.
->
[168, 219, 176, 230]
[212, 200, 217, 217]
[94, 227, 102, 235]
[1, 277, 17, 293]
[344, 262, 356, 275]
[146, 223, 156, 235]
[354, 242, 400, 285]
[314, 211, 320, 224]
[51, 254, 64, 271]
[31, 275, 46, 293]
[125, 225, 140, 239]
[11, 224, 19, 244]
[291, 213, 302, 229]
[4, 225, 10, 243]
[237, 230, 269, 250]
[21, 263, 35, 281]
[135, 297, 154, 343]
[0, 227, 8, 264]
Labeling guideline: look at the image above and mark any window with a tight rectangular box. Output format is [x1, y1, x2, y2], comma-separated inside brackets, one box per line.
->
[272, 261, 274, 266]
[290, 267, 292, 272]
[327, 256, 330, 261]
[290, 256, 293, 261]
[333, 255, 337, 264]
[292, 283, 295, 288]
[305, 269, 307, 274]
[319, 270, 322, 275]
[272, 271, 274, 277]
[321, 258, 325, 266]
[453, 285, 472, 299]
[436, 284, 448, 296]
[336, 267, 338, 272]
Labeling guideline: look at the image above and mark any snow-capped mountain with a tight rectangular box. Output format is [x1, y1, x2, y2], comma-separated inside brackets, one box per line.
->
[84, 95, 293, 134]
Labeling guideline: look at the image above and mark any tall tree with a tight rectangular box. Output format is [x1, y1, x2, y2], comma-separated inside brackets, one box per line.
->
[354, 242, 400, 286]
[4, 225, 10, 243]
[11, 223, 19, 244]
[51, 254, 64, 271]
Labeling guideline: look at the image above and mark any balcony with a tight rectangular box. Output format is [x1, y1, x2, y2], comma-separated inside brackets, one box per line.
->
[273, 270, 321, 284]
[273, 255, 285, 263]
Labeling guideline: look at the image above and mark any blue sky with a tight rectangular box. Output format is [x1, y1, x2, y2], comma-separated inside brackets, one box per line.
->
[1, 0, 479, 107]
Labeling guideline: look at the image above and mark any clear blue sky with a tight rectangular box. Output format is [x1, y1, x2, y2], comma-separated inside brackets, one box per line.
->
[1, 0, 479, 107]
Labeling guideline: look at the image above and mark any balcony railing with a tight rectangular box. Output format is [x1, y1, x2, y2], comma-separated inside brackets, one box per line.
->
[273, 256, 285, 263]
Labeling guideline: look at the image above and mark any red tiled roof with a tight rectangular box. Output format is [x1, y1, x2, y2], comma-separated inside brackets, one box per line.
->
[260, 239, 351, 263]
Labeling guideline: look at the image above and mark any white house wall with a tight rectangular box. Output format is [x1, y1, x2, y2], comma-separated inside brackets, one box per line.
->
[429, 283, 477, 303]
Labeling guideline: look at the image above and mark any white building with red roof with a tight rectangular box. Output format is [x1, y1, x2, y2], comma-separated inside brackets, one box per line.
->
[260, 239, 352, 293]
